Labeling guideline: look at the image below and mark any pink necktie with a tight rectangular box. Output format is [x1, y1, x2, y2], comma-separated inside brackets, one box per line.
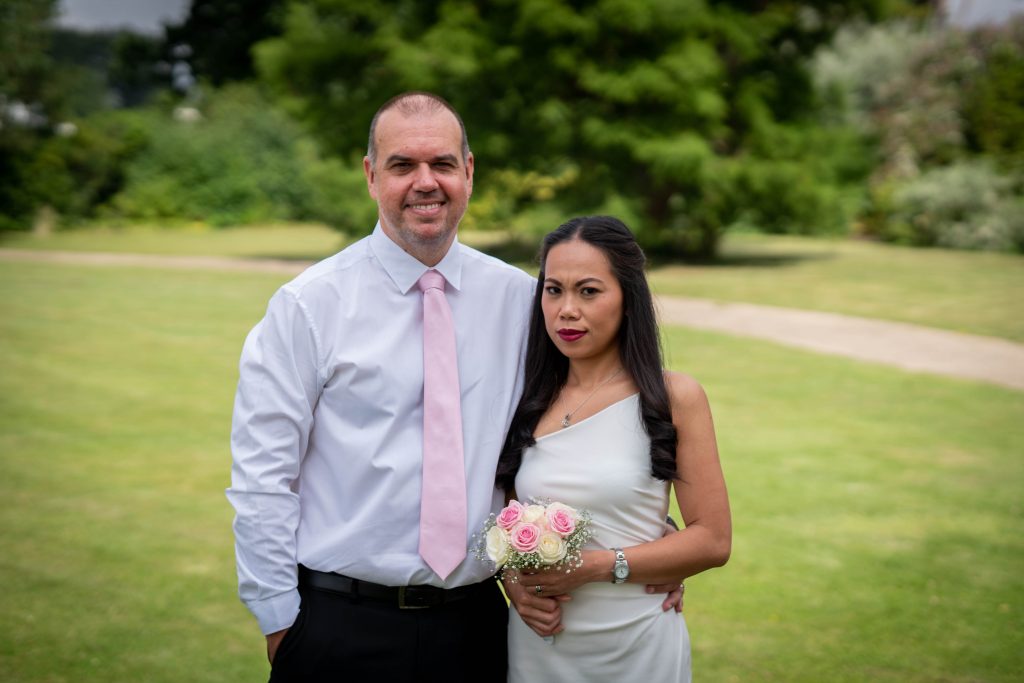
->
[417, 269, 467, 579]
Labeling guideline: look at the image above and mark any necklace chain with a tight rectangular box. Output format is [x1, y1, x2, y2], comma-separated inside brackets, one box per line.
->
[559, 368, 623, 428]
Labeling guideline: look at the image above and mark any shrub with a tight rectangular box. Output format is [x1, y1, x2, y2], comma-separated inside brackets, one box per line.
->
[107, 84, 371, 231]
[872, 161, 1024, 252]
[813, 18, 1024, 252]
[963, 22, 1024, 162]
[813, 21, 982, 179]
[26, 109, 152, 220]
[0, 108, 153, 230]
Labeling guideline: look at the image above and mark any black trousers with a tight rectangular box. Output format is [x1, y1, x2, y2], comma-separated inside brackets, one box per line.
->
[268, 577, 508, 683]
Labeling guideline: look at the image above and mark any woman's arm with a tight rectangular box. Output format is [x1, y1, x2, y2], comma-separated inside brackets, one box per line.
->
[520, 371, 731, 594]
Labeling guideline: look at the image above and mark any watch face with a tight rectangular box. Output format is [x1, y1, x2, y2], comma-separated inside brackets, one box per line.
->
[614, 565, 628, 579]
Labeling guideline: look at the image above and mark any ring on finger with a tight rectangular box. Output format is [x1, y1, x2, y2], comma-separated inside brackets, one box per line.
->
[535, 585, 543, 595]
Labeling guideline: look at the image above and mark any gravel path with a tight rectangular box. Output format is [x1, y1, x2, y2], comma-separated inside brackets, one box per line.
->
[4, 248, 1022, 391]
[655, 297, 1024, 391]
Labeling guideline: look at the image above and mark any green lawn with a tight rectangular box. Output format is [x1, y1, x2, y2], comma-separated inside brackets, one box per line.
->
[4, 225, 1022, 340]
[1, 259, 1020, 681]
[665, 327, 1023, 682]
[0, 223, 347, 261]
[648, 232, 1024, 342]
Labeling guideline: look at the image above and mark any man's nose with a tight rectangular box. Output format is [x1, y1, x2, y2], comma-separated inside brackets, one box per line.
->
[412, 163, 439, 191]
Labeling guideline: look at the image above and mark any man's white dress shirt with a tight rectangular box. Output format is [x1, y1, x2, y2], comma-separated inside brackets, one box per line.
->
[227, 225, 535, 635]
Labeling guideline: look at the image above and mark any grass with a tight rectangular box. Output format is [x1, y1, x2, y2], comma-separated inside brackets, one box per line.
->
[0, 262, 282, 682]
[647, 232, 1024, 342]
[4, 224, 1022, 340]
[0, 222, 347, 261]
[1, 257, 1020, 681]
[664, 327, 1023, 682]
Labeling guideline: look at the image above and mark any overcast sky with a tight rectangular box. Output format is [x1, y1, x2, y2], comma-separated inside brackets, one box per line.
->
[56, 0, 191, 34]
[946, 0, 1024, 27]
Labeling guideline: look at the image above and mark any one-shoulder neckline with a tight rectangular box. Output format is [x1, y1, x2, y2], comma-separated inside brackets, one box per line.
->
[533, 393, 640, 442]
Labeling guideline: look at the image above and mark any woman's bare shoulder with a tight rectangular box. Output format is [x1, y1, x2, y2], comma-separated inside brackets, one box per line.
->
[663, 370, 709, 411]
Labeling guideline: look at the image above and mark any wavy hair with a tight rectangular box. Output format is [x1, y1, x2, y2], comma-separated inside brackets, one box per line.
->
[496, 216, 678, 492]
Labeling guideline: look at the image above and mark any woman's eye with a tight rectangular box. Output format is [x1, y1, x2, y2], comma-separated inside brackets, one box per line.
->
[544, 286, 561, 295]
[581, 287, 599, 296]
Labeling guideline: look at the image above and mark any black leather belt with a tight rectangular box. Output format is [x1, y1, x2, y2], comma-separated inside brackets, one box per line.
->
[300, 566, 489, 609]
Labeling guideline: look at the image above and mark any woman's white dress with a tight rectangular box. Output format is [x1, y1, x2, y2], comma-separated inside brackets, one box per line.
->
[508, 394, 691, 683]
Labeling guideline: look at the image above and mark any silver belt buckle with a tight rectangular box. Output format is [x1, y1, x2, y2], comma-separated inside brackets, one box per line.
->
[398, 586, 430, 609]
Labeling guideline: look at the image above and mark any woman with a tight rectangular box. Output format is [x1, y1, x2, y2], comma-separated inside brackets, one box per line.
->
[496, 216, 731, 682]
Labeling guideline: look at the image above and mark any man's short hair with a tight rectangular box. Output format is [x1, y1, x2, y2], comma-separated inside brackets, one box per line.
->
[366, 91, 470, 165]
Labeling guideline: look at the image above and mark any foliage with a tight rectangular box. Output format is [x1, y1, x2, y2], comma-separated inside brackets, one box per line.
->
[0, 0, 58, 230]
[46, 29, 166, 114]
[962, 20, 1024, 162]
[106, 85, 375, 230]
[165, 0, 286, 85]
[813, 17, 1024, 252]
[0, 0, 57, 106]
[99, 85, 364, 228]
[0, 130, 44, 231]
[0, 10, 167, 231]
[21, 109, 152, 222]
[813, 21, 981, 179]
[1, 83, 375, 232]
[255, 0, 916, 257]
[870, 161, 1024, 252]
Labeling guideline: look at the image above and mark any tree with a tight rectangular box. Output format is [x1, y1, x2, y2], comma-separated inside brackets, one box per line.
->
[0, 0, 57, 107]
[164, 0, 286, 85]
[0, 0, 58, 229]
[255, 0, 918, 257]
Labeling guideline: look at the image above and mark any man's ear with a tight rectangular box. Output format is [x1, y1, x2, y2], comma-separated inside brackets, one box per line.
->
[364, 156, 377, 200]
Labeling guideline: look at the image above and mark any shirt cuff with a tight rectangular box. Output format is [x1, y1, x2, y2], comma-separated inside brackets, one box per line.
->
[249, 588, 301, 635]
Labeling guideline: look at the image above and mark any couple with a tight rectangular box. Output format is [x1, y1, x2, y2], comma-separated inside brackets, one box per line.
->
[228, 91, 731, 683]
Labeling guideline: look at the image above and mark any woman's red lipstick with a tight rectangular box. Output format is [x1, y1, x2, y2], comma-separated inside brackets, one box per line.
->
[557, 328, 585, 342]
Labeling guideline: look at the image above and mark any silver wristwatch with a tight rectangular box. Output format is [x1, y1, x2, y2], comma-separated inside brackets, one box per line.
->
[611, 548, 629, 584]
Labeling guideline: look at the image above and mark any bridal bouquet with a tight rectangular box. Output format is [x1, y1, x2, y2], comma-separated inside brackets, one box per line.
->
[475, 498, 592, 581]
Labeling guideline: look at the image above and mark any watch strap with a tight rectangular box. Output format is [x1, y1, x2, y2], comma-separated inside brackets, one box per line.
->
[611, 547, 629, 584]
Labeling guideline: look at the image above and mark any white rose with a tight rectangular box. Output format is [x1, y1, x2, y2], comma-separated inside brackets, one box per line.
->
[522, 504, 547, 526]
[536, 531, 568, 565]
[485, 525, 510, 566]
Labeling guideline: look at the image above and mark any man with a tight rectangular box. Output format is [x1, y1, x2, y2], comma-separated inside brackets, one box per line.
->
[228, 91, 532, 681]
[228, 92, 678, 681]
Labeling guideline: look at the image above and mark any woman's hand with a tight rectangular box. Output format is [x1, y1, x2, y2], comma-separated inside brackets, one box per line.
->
[518, 548, 612, 597]
[519, 551, 686, 613]
[503, 572, 569, 638]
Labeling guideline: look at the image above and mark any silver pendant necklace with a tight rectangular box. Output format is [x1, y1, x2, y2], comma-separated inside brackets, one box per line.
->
[560, 368, 623, 428]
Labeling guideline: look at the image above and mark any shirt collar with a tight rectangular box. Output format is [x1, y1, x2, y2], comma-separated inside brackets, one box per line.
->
[369, 223, 464, 295]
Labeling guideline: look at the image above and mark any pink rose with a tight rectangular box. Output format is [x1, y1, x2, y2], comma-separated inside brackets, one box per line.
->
[546, 506, 576, 536]
[496, 500, 524, 530]
[510, 522, 542, 553]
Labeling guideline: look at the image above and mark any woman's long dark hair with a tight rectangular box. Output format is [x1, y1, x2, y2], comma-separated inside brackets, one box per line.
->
[496, 216, 678, 492]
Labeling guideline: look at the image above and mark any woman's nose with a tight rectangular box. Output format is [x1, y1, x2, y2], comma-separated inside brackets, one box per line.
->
[559, 299, 580, 319]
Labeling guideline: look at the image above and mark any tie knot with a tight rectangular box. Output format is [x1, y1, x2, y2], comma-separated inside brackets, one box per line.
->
[417, 269, 446, 293]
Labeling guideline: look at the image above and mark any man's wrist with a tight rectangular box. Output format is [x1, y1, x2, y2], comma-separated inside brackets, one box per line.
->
[250, 588, 301, 636]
